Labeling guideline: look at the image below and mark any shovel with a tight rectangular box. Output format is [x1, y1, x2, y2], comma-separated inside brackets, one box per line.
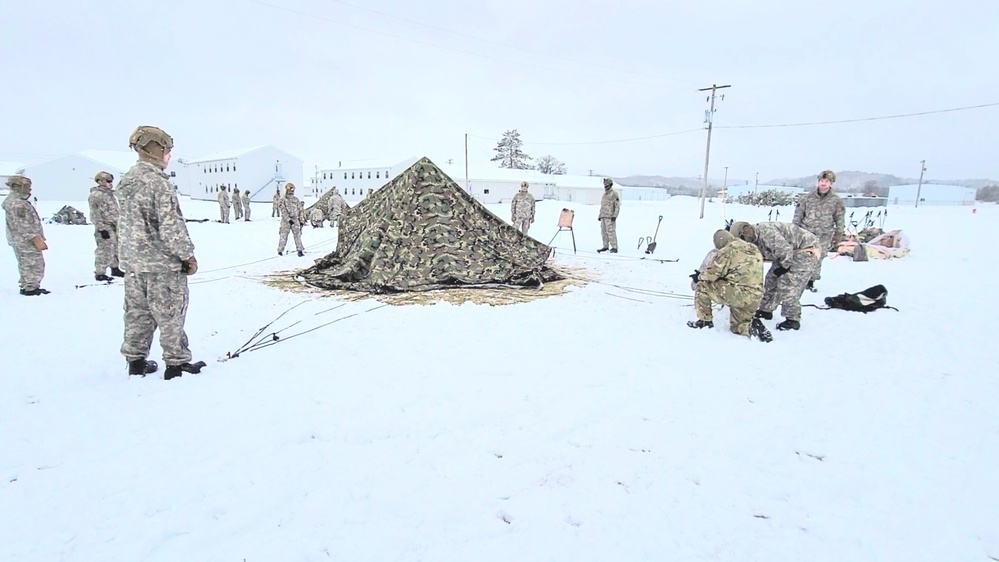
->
[645, 215, 663, 254]
[636, 236, 647, 250]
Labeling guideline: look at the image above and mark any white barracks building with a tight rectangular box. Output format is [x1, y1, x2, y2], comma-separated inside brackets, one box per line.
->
[180, 145, 303, 202]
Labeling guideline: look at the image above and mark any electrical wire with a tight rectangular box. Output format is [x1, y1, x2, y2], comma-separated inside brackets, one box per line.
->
[717, 101, 999, 130]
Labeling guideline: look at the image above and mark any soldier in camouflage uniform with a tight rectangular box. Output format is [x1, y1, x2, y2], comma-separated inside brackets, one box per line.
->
[688, 229, 771, 342]
[232, 185, 243, 220]
[3, 175, 50, 296]
[242, 190, 251, 221]
[272, 188, 281, 217]
[88, 171, 124, 281]
[326, 188, 348, 228]
[731, 220, 821, 331]
[218, 186, 231, 223]
[510, 181, 536, 235]
[277, 183, 305, 256]
[309, 206, 325, 228]
[117, 125, 204, 380]
[793, 169, 845, 291]
[597, 177, 620, 253]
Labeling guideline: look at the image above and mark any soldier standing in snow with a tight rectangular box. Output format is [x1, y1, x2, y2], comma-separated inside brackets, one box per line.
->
[277, 183, 305, 256]
[3, 175, 49, 296]
[597, 177, 620, 253]
[242, 190, 252, 221]
[688, 229, 771, 342]
[510, 181, 535, 235]
[232, 185, 243, 221]
[117, 125, 204, 380]
[793, 169, 845, 292]
[731, 220, 821, 331]
[309, 206, 325, 228]
[326, 188, 348, 228]
[218, 186, 231, 223]
[272, 188, 281, 217]
[88, 171, 124, 281]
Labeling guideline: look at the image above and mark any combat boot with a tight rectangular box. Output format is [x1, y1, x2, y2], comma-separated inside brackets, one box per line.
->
[596, 247, 609, 253]
[686, 319, 713, 329]
[297, 250, 304, 257]
[164, 361, 207, 380]
[128, 358, 158, 376]
[609, 248, 618, 253]
[806, 280, 817, 293]
[754, 310, 773, 320]
[20, 288, 51, 296]
[95, 274, 113, 282]
[776, 319, 800, 331]
[111, 267, 125, 277]
[750, 318, 773, 342]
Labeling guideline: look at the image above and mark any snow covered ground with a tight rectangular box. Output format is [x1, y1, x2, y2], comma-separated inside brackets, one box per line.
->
[1, 193, 996, 562]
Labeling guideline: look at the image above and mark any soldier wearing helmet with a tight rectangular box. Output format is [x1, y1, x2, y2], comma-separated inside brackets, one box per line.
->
[277, 182, 305, 256]
[218, 185, 231, 223]
[510, 180, 535, 235]
[116, 125, 204, 380]
[88, 171, 124, 281]
[241, 189, 252, 221]
[597, 177, 620, 253]
[2, 174, 50, 295]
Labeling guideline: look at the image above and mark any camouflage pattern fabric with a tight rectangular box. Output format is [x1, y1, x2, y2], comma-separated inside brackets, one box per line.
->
[751, 222, 820, 268]
[89, 184, 120, 275]
[3, 191, 45, 291]
[232, 191, 243, 220]
[692, 248, 718, 291]
[278, 194, 305, 253]
[759, 250, 818, 321]
[121, 271, 192, 365]
[309, 207, 325, 227]
[598, 188, 620, 219]
[51, 205, 88, 225]
[510, 191, 535, 235]
[299, 157, 561, 293]
[694, 238, 764, 335]
[116, 161, 195, 273]
[272, 191, 280, 217]
[306, 189, 351, 222]
[599, 218, 618, 250]
[218, 189, 230, 223]
[242, 192, 251, 220]
[794, 189, 845, 281]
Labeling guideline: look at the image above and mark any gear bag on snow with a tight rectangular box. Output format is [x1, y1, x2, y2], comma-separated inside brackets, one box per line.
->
[818, 284, 897, 313]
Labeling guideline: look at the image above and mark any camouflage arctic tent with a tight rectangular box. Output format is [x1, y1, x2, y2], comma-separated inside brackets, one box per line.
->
[299, 157, 562, 293]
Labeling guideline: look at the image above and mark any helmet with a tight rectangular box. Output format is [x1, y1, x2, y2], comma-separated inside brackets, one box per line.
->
[285, 182, 296, 190]
[603, 177, 613, 188]
[818, 170, 836, 183]
[520, 181, 529, 188]
[95, 171, 114, 183]
[128, 125, 174, 152]
[713, 229, 734, 250]
[5, 175, 31, 192]
[729, 221, 751, 240]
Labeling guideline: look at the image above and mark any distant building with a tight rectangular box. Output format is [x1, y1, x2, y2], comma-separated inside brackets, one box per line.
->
[181, 145, 303, 202]
[315, 157, 420, 203]
[17, 150, 147, 201]
[842, 195, 888, 208]
[724, 184, 805, 199]
[888, 184, 975, 206]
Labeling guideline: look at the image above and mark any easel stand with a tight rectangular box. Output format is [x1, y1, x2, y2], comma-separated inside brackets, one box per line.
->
[548, 227, 576, 254]
[548, 208, 577, 254]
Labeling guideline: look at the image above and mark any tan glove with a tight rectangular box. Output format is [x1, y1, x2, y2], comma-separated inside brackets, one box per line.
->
[31, 236, 48, 251]
[181, 256, 198, 275]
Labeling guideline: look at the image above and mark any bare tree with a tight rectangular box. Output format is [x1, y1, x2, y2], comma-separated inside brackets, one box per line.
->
[535, 155, 566, 175]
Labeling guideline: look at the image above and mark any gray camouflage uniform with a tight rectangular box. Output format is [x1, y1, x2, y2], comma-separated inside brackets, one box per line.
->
[326, 191, 347, 227]
[510, 190, 535, 235]
[88, 183, 120, 276]
[598, 185, 621, 250]
[242, 191, 251, 221]
[272, 191, 281, 217]
[3, 187, 46, 291]
[793, 189, 845, 281]
[278, 193, 305, 254]
[749, 222, 819, 322]
[117, 161, 197, 366]
[232, 188, 243, 220]
[218, 188, 231, 223]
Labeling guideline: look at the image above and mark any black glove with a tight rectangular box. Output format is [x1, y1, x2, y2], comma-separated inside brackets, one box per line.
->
[772, 265, 790, 277]
[611, 217, 616, 222]
[289, 220, 294, 226]
[99, 230, 110, 240]
[689, 270, 701, 283]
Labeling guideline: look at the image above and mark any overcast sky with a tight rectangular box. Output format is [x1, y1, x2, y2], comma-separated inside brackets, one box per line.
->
[1, 0, 997, 182]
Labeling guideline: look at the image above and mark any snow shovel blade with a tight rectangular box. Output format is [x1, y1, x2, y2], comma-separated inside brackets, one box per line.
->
[645, 241, 657, 254]
[637, 236, 647, 250]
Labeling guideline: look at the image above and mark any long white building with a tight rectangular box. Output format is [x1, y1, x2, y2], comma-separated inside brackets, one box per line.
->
[0, 161, 25, 196]
[888, 183, 975, 206]
[17, 150, 152, 201]
[181, 145, 303, 202]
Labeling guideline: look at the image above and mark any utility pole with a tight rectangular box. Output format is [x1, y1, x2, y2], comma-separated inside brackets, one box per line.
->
[723, 166, 729, 191]
[588, 169, 594, 176]
[722, 166, 729, 219]
[464, 134, 469, 192]
[915, 159, 926, 208]
[698, 83, 730, 218]
[754, 171, 759, 194]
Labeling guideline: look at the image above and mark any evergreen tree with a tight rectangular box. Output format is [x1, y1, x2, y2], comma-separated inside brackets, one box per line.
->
[490, 129, 533, 169]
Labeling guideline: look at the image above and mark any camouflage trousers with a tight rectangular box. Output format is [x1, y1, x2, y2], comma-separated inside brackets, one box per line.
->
[219, 204, 230, 223]
[810, 232, 833, 281]
[278, 221, 304, 253]
[121, 271, 193, 365]
[233, 202, 243, 220]
[94, 229, 119, 275]
[272, 204, 278, 217]
[695, 280, 762, 336]
[760, 250, 819, 321]
[244, 203, 251, 221]
[9, 241, 45, 291]
[514, 218, 531, 235]
[600, 218, 618, 250]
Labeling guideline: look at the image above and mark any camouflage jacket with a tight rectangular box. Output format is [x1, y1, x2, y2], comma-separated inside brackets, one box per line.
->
[272, 192, 281, 205]
[510, 191, 535, 221]
[88, 185, 119, 233]
[231, 193, 243, 208]
[599, 188, 620, 219]
[309, 207, 324, 222]
[692, 248, 719, 290]
[326, 193, 347, 218]
[241, 193, 251, 207]
[279, 194, 304, 225]
[752, 222, 819, 268]
[218, 190, 230, 207]
[116, 161, 195, 273]
[793, 190, 845, 237]
[699, 238, 763, 290]
[3, 191, 44, 246]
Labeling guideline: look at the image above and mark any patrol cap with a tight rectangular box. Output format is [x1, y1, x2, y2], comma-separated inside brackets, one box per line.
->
[818, 170, 836, 183]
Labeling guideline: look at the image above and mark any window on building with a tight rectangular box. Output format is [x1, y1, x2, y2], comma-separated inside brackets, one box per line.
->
[376, 171, 380, 179]
[367, 171, 371, 179]
[351, 188, 355, 195]
[344, 173, 347, 180]
[233, 164, 236, 171]
[385, 170, 389, 178]
[226, 165, 230, 172]
[351, 172, 355, 179]
[484, 189, 490, 194]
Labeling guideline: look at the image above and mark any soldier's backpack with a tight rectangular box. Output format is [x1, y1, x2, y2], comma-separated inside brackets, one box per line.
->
[820, 284, 897, 313]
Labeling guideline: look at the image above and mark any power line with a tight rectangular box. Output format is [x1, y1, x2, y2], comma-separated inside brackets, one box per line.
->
[243, 0, 668, 88]
[323, 0, 699, 86]
[717, 101, 999, 129]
